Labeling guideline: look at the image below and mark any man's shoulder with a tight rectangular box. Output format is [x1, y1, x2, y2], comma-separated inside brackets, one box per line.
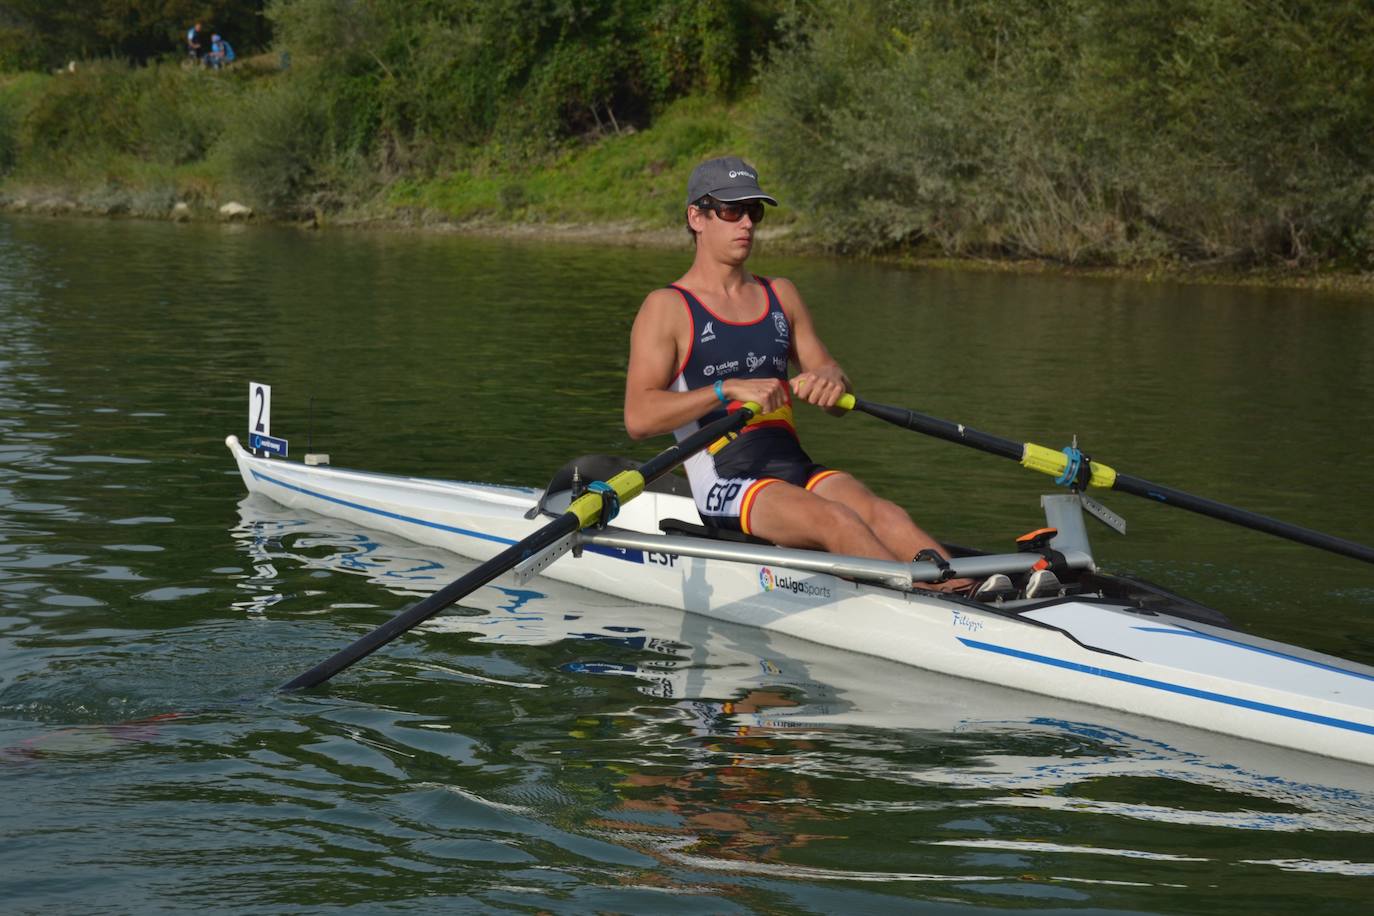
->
[760, 275, 801, 308]
[633, 287, 691, 330]
[639, 285, 693, 315]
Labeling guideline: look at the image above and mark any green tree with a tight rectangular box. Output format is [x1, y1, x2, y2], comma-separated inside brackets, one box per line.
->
[758, 0, 1374, 266]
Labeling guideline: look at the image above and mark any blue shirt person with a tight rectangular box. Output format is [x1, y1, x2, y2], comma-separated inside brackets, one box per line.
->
[209, 34, 235, 69]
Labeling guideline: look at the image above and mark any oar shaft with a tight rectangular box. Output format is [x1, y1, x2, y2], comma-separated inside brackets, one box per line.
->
[849, 397, 1023, 461]
[840, 394, 1374, 567]
[1113, 472, 1374, 565]
[281, 403, 758, 690]
[281, 517, 579, 691]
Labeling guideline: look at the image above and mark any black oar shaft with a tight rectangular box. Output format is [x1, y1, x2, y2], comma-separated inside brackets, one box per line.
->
[1113, 472, 1374, 565]
[846, 395, 1374, 568]
[281, 516, 579, 691]
[852, 398, 1023, 461]
[281, 404, 756, 690]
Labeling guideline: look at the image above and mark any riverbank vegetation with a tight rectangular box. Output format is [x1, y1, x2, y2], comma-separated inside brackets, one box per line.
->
[1, 0, 1371, 274]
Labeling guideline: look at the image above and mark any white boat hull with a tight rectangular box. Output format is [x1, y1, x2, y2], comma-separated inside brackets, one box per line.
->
[227, 435, 1374, 765]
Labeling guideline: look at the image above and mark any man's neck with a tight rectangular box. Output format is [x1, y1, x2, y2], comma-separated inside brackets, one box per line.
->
[680, 257, 751, 296]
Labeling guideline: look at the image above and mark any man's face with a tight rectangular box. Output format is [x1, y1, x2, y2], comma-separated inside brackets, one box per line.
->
[689, 199, 762, 263]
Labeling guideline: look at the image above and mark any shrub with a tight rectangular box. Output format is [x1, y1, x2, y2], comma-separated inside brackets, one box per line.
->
[212, 75, 325, 212]
[757, 0, 1374, 266]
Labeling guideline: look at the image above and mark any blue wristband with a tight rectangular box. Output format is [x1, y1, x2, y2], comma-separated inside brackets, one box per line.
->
[713, 379, 728, 405]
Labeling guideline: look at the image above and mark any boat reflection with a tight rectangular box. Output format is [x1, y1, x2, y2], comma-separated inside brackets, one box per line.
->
[232, 493, 1374, 843]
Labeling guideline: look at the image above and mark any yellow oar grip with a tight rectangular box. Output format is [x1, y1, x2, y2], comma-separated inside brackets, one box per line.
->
[1021, 443, 1117, 488]
[836, 393, 856, 411]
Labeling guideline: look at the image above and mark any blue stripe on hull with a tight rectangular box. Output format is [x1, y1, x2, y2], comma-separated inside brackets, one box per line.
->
[958, 637, 1374, 737]
[250, 467, 519, 546]
[250, 466, 649, 564]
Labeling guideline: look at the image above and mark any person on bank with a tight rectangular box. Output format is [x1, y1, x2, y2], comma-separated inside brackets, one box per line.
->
[624, 156, 999, 595]
[186, 21, 205, 63]
[208, 34, 235, 69]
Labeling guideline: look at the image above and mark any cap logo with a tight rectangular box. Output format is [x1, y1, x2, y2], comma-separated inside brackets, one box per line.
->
[728, 169, 756, 180]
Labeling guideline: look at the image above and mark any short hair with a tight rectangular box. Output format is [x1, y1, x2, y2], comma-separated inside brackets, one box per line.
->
[685, 197, 712, 244]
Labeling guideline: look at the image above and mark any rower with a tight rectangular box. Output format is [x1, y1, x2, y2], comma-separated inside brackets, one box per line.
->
[623, 156, 1006, 599]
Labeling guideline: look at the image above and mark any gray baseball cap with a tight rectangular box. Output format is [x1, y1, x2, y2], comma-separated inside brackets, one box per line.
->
[685, 156, 778, 207]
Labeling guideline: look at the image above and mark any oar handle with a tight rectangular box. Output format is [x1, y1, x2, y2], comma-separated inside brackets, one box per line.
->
[836, 394, 1374, 567]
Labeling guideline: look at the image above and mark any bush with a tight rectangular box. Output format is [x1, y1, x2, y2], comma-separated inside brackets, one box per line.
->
[267, 0, 783, 163]
[212, 74, 325, 212]
[758, 0, 1374, 266]
[18, 59, 140, 160]
[0, 98, 16, 176]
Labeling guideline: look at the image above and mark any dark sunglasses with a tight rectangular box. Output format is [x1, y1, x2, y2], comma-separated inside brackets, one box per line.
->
[695, 198, 766, 224]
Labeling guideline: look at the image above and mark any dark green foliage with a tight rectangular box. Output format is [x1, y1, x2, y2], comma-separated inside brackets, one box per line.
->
[18, 60, 228, 166]
[0, 1, 271, 70]
[758, 0, 1374, 266]
[215, 74, 326, 210]
[0, 88, 17, 174]
[266, 0, 782, 161]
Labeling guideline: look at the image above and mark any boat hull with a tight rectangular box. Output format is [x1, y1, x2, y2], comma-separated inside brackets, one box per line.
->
[227, 436, 1374, 765]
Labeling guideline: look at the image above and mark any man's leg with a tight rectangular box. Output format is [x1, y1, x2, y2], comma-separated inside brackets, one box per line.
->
[745, 480, 900, 561]
[809, 472, 974, 590]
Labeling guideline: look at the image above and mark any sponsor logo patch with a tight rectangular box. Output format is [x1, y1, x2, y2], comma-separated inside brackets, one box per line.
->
[773, 312, 789, 339]
[759, 566, 832, 599]
[700, 320, 716, 343]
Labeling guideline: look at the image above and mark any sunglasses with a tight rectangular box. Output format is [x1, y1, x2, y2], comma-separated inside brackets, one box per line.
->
[695, 198, 766, 224]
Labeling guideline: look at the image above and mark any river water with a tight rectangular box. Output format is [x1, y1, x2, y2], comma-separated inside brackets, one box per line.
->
[3, 214, 1374, 913]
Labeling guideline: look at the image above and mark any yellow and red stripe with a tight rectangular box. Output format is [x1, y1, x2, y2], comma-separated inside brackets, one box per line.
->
[805, 469, 841, 492]
[739, 478, 782, 536]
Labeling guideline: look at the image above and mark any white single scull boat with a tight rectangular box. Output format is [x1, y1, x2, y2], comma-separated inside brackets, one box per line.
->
[227, 432, 1374, 766]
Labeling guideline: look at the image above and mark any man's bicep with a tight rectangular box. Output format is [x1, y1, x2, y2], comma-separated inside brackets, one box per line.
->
[776, 280, 838, 372]
[625, 298, 682, 395]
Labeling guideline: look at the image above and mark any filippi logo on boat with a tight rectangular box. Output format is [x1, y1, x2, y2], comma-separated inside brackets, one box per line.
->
[758, 566, 832, 599]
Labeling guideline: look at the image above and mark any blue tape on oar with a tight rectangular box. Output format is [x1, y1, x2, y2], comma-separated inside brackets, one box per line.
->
[1055, 446, 1083, 487]
[585, 480, 619, 528]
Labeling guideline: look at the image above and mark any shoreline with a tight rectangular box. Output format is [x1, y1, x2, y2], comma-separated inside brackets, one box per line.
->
[4, 185, 1372, 298]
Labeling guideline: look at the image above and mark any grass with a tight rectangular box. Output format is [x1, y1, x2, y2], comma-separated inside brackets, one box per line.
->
[384, 95, 794, 231]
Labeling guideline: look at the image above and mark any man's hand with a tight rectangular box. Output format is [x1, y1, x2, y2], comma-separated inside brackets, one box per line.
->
[789, 365, 848, 409]
[723, 377, 789, 415]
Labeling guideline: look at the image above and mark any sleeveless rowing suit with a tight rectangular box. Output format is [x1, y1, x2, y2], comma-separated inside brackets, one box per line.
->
[669, 277, 839, 534]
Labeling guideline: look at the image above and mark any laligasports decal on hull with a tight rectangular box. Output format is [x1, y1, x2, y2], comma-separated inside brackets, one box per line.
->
[759, 566, 832, 599]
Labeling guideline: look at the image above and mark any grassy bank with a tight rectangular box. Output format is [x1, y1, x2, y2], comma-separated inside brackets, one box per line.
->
[2, 48, 1374, 295]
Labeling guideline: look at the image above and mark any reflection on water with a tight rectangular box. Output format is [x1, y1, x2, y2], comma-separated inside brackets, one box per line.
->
[217, 498, 1374, 908]
[3, 214, 1374, 912]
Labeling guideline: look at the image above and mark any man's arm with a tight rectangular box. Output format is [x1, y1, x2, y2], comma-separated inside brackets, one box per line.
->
[771, 277, 850, 413]
[624, 289, 787, 440]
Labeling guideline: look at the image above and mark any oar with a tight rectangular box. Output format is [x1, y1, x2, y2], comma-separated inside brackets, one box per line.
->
[837, 394, 1374, 566]
[281, 402, 760, 690]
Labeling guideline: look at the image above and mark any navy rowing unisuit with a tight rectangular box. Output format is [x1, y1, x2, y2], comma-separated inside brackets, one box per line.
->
[669, 276, 838, 534]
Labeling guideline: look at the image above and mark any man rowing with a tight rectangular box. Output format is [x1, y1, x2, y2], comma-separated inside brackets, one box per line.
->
[624, 156, 1009, 598]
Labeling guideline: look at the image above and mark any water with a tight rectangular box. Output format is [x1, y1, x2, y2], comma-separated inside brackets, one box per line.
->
[3, 213, 1374, 913]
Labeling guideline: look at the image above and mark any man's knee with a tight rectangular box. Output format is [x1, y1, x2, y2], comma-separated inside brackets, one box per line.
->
[811, 500, 877, 548]
[871, 496, 914, 529]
